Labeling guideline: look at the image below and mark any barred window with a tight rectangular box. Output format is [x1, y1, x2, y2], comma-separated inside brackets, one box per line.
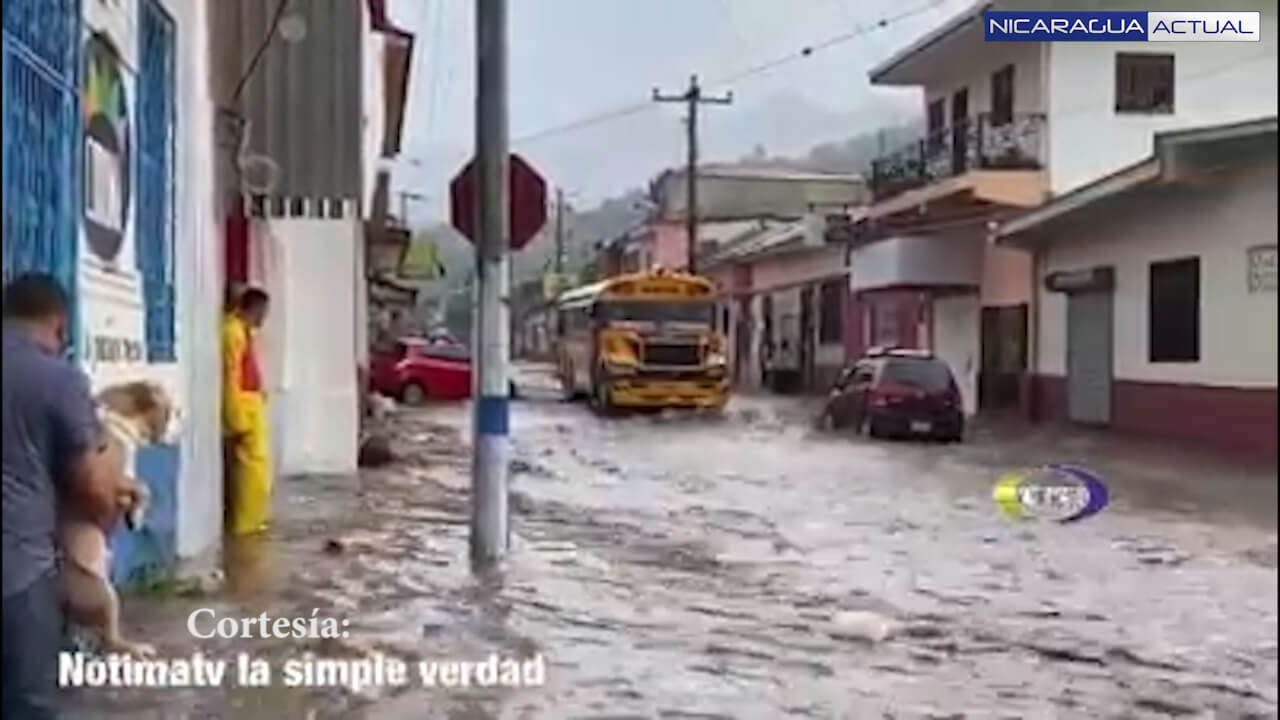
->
[1116, 53, 1174, 114]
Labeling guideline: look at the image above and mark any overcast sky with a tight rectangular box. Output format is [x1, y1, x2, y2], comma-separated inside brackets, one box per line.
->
[388, 0, 970, 219]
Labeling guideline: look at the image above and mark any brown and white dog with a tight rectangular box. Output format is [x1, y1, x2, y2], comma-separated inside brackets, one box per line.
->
[59, 381, 174, 657]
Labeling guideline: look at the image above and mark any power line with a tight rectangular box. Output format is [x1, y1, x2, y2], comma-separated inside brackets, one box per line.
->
[709, 0, 945, 86]
[507, 0, 946, 147]
[229, 0, 291, 104]
[396, 13, 1271, 177]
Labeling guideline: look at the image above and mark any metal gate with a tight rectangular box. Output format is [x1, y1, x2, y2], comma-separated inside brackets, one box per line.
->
[137, 0, 177, 361]
[1066, 291, 1113, 425]
[1, 0, 81, 313]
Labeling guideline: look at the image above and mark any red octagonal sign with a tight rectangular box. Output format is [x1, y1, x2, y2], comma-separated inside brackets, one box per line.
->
[449, 153, 548, 251]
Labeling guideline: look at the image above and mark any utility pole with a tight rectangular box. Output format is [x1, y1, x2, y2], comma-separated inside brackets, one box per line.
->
[471, 0, 509, 572]
[653, 74, 732, 275]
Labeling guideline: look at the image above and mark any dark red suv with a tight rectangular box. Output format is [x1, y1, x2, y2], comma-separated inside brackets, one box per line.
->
[821, 348, 964, 442]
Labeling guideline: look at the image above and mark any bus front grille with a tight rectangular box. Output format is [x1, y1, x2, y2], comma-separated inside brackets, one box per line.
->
[643, 343, 701, 366]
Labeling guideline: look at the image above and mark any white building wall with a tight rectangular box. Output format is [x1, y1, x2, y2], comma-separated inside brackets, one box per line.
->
[932, 294, 980, 416]
[850, 235, 983, 291]
[170, 0, 224, 561]
[922, 37, 1045, 119]
[1036, 159, 1278, 387]
[79, 0, 150, 392]
[1045, 7, 1278, 196]
[250, 215, 362, 477]
[360, 4, 386, 216]
[75, 0, 224, 562]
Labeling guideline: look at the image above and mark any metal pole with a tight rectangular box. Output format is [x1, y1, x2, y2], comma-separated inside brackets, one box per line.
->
[471, 0, 509, 572]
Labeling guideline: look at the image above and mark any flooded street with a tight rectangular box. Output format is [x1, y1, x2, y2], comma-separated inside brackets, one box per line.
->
[75, 368, 1277, 719]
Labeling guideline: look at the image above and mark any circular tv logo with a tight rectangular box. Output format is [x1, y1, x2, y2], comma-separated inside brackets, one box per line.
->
[993, 465, 1108, 523]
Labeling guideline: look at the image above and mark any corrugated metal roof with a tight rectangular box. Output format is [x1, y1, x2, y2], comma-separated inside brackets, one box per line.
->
[707, 220, 808, 263]
[693, 164, 865, 184]
[227, 0, 365, 201]
[697, 219, 765, 244]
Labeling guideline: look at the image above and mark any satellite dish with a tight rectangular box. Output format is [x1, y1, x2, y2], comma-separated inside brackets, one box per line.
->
[278, 14, 307, 43]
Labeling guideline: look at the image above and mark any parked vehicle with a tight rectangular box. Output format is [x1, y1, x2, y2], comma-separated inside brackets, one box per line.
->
[370, 337, 471, 403]
[819, 348, 964, 442]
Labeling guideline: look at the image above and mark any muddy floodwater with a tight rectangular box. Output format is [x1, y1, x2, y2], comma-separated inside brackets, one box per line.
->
[71, 369, 1277, 719]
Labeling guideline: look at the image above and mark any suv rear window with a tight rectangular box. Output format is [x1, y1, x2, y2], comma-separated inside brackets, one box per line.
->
[879, 358, 953, 391]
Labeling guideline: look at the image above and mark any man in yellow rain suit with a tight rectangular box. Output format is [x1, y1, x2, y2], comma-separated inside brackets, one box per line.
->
[222, 287, 272, 535]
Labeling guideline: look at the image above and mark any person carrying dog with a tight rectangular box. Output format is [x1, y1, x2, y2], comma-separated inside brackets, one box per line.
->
[2, 273, 117, 719]
[222, 287, 273, 535]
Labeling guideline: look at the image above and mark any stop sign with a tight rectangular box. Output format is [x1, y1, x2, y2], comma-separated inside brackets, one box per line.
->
[449, 153, 548, 251]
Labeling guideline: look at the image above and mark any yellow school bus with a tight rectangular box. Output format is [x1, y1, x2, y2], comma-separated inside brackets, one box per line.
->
[554, 269, 730, 412]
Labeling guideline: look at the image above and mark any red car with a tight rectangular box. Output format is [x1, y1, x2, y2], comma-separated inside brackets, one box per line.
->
[821, 348, 965, 442]
[370, 337, 472, 403]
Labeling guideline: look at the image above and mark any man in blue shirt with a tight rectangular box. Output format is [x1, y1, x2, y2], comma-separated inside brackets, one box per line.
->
[3, 273, 116, 719]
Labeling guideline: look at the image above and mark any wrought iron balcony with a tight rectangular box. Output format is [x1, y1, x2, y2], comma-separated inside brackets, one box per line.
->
[869, 112, 1047, 203]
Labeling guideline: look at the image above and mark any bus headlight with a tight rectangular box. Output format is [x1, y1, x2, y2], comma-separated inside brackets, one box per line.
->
[706, 353, 727, 378]
[605, 361, 638, 377]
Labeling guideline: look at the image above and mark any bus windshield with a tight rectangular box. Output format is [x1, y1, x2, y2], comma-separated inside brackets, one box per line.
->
[598, 301, 713, 325]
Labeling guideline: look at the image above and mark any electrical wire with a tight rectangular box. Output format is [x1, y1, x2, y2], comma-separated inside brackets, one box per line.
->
[230, 0, 291, 105]
[394, 7, 1272, 192]
[393, 0, 944, 162]
[505, 0, 948, 146]
[708, 0, 946, 86]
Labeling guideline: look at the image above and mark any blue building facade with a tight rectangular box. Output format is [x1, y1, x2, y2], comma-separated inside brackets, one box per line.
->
[3, 0, 180, 588]
[2, 0, 81, 319]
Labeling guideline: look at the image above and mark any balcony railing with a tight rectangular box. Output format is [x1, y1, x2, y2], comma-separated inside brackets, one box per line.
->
[869, 112, 1047, 202]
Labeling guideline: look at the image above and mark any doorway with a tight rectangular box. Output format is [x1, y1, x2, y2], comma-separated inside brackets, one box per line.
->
[979, 304, 1028, 411]
[1066, 291, 1113, 425]
[799, 286, 815, 392]
[951, 88, 969, 175]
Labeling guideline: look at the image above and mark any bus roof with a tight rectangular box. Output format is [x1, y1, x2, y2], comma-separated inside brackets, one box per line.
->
[554, 269, 716, 307]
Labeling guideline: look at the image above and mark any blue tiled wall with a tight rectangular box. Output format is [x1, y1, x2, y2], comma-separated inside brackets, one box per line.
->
[109, 444, 179, 588]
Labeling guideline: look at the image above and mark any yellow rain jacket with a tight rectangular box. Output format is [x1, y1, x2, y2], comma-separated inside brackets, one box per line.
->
[222, 312, 272, 535]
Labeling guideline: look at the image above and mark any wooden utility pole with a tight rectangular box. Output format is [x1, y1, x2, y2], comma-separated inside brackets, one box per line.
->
[653, 74, 732, 274]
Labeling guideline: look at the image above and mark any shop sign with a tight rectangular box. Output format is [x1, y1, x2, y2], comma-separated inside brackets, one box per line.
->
[1247, 245, 1276, 293]
[1044, 266, 1114, 293]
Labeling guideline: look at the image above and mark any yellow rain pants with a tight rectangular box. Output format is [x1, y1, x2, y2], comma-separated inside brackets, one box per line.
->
[222, 313, 272, 535]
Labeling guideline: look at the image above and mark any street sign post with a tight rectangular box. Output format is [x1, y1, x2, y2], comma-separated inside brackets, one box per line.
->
[449, 153, 548, 250]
